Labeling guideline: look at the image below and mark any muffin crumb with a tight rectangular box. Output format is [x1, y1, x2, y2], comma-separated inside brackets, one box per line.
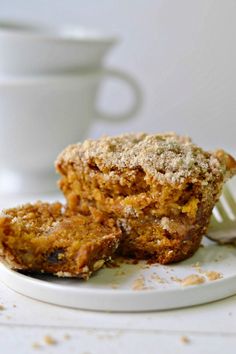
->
[44, 335, 57, 345]
[150, 273, 166, 284]
[181, 274, 205, 286]
[32, 342, 41, 349]
[204, 271, 222, 281]
[180, 335, 190, 344]
[132, 276, 145, 290]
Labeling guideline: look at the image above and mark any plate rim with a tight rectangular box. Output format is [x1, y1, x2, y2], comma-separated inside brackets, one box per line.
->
[1, 260, 236, 312]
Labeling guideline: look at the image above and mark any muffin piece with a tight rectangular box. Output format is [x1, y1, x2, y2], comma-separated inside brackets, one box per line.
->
[56, 133, 236, 264]
[0, 202, 121, 279]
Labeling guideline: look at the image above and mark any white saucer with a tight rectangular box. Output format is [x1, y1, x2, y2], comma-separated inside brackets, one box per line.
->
[0, 238, 236, 312]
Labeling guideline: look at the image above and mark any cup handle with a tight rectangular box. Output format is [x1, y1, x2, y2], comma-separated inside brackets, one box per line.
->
[95, 68, 142, 122]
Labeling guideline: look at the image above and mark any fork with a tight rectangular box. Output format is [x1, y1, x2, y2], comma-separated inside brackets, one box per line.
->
[206, 184, 236, 245]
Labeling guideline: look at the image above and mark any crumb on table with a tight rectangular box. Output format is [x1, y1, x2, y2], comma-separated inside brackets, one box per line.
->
[32, 342, 41, 349]
[64, 334, 71, 340]
[44, 335, 57, 345]
[180, 335, 190, 344]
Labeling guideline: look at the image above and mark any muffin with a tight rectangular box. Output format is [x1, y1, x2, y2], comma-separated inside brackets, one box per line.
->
[56, 132, 236, 264]
[0, 202, 121, 278]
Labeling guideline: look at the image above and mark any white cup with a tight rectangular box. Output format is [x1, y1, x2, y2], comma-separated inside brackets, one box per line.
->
[0, 69, 142, 194]
[0, 21, 117, 75]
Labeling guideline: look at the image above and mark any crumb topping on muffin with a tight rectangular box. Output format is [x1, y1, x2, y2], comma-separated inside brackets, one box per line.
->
[57, 132, 231, 184]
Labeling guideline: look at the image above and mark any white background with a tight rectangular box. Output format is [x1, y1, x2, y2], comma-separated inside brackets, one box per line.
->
[1, 0, 236, 153]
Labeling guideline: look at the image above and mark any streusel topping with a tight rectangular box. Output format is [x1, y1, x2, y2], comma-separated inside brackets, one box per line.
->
[57, 132, 229, 184]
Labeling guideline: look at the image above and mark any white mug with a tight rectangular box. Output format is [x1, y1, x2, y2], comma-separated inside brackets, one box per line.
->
[0, 21, 117, 75]
[0, 68, 142, 194]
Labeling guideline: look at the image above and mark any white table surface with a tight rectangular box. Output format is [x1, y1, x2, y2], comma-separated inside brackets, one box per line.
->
[0, 181, 236, 354]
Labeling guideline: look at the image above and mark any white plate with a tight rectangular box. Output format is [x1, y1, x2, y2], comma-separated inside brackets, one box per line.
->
[0, 238, 236, 312]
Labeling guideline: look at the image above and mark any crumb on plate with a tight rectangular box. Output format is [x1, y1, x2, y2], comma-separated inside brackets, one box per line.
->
[181, 274, 205, 286]
[204, 271, 223, 281]
[132, 276, 146, 290]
